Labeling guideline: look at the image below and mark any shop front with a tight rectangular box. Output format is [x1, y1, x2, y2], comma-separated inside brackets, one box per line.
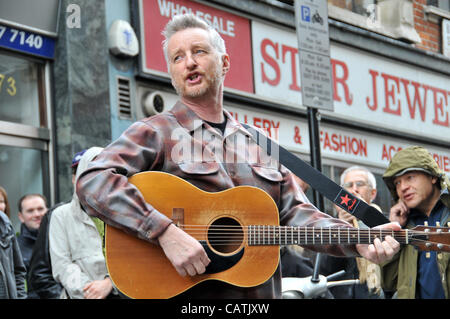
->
[125, 0, 449, 216]
[0, 0, 59, 230]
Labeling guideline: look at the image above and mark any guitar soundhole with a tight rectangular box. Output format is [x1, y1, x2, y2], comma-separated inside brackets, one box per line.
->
[208, 217, 244, 254]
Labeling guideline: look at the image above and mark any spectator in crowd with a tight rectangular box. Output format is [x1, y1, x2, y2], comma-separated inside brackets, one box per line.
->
[0, 186, 27, 298]
[49, 147, 117, 299]
[26, 151, 87, 299]
[381, 146, 450, 299]
[0, 186, 11, 218]
[320, 166, 384, 298]
[16, 193, 48, 271]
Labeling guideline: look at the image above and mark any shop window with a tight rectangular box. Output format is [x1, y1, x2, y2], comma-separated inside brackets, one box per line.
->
[327, 0, 421, 43]
[424, 0, 450, 25]
[0, 145, 48, 231]
[0, 52, 46, 128]
[427, 0, 449, 12]
[329, 0, 378, 18]
[0, 50, 51, 232]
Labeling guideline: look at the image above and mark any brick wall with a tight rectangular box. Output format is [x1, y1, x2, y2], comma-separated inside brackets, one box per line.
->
[413, 0, 441, 52]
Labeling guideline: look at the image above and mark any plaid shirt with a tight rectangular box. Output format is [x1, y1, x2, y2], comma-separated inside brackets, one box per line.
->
[76, 101, 357, 298]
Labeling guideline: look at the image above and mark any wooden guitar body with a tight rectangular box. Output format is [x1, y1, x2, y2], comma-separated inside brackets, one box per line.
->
[105, 171, 280, 299]
[104, 171, 450, 298]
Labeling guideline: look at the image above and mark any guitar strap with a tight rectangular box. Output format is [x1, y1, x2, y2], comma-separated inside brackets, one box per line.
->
[241, 123, 389, 227]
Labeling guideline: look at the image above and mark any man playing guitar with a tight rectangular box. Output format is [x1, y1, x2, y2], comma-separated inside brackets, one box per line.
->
[76, 14, 400, 299]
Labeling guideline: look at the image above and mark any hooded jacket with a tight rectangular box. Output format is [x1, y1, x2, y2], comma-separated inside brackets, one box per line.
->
[49, 147, 109, 299]
[381, 146, 450, 298]
[383, 146, 450, 207]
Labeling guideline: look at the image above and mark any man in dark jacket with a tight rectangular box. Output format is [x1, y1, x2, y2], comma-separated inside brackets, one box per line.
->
[27, 150, 86, 299]
[16, 193, 48, 270]
[27, 206, 64, 298]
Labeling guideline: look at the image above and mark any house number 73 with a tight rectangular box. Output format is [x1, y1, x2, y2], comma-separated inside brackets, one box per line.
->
[0, 73, 17, 96]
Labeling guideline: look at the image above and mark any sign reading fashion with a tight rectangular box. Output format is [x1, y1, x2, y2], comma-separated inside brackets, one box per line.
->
[227, 105, 450, 175]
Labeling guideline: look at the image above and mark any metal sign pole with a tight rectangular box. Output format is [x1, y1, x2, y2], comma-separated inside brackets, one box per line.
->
[295, 0, 334, 284]
[294, 0, 333, 208]
[307, 107, 324, 211]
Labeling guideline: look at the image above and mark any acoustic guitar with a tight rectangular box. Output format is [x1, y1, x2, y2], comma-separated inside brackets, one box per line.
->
[105, 171, 450, 299]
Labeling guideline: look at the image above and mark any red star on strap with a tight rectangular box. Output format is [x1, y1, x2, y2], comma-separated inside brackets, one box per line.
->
[340, 194, 351, 206]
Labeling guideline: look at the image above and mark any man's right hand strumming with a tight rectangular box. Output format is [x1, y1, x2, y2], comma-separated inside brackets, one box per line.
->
[158, 224, 211, 277]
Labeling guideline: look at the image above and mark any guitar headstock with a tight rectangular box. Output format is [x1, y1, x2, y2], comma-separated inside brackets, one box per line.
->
[410, 225, 450, 252]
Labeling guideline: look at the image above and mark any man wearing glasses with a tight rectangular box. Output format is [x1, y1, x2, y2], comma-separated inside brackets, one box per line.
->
[319, 166, 384, 299]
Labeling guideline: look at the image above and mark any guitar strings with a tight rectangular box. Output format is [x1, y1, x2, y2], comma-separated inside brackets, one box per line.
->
[172, 225, 450, 250]
[175, 236, 450, 251]
[181, 225, 412, 237]
[182, 225, 444, 236]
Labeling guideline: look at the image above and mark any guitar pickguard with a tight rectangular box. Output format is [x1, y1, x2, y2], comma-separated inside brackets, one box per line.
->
[201, 241, 245, 274]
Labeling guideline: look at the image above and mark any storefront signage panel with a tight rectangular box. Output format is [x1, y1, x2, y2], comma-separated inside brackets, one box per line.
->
[138, 0, 253, 93]
[252, 21, 450, 141]
[0, 23, 55, 59]
[0, 0, 59, 37]
[227, 104, 450, 176]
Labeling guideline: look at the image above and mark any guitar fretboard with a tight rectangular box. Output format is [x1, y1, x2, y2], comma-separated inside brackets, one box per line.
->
[247, 226, 410, 246]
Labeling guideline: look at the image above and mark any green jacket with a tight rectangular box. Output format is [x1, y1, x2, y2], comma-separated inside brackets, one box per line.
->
[381, 207, 450, 299]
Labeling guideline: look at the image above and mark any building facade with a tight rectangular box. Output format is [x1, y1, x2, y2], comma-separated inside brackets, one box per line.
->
[0, 0, 449, 230]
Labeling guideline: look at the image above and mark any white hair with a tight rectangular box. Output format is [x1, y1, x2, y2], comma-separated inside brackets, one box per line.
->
[161, 14, 227, 66]
[340, 165, 377, 189]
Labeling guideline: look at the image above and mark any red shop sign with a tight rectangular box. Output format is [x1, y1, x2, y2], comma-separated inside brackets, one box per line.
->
[138, 0, 254, 93]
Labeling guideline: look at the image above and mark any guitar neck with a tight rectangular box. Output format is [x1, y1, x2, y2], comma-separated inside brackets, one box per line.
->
[247, 226, 409, 246]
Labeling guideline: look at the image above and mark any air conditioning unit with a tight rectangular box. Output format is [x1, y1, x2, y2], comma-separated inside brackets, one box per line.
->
[135, 85, 178, 120]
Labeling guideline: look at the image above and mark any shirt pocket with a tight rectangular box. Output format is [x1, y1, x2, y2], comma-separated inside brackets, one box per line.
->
[178, 161, 220, 175]
[250, 165, 283, 182]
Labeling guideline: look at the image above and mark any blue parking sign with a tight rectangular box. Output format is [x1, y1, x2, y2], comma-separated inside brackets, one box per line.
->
[301, 5, 310, 22]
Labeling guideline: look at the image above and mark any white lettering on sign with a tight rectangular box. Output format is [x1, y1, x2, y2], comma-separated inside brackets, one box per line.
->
[252, 20, 450, 141]
[157, 0, 235, 37]
[0, 26, 43, 49]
